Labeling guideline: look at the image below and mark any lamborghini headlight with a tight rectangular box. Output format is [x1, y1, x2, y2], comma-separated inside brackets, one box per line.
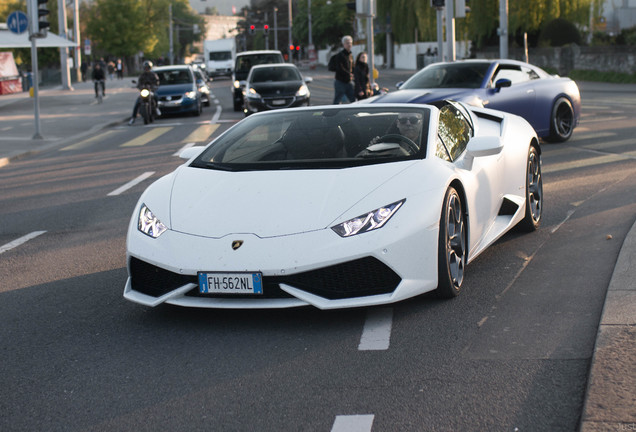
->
[331, 199, 405, 237]
[138, 204, 168, 238]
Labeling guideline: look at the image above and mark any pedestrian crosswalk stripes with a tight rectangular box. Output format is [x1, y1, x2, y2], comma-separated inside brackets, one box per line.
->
[120, 127, 172, 147]
[182, 124, 219, 144]
[60, 130, 117, 151]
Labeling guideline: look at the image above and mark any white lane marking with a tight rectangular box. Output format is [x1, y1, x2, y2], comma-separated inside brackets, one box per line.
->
[107, 172, 155, 196]
[211, 105, 222, 124]
[331, 415, 374, 432]
[0, 231, 47, 255]
[358, 307, 393, 351]
[173, 142, 195, 156]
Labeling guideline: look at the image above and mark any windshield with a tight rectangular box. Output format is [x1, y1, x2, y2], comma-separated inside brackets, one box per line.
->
[401, 62, 490, 89]
[235, 54, 284, 72]
[191, 106, 431, 171]
[157, 69, 193, 85]
[251, 67, 302, 83]
[209, 51, 231, 61]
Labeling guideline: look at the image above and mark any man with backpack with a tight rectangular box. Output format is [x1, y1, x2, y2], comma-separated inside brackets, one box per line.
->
[329, 35, 355, 104]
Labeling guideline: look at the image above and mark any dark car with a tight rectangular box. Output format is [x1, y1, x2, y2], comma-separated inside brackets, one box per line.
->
[243, 64, 312, 116]
[367, 59, 581, 142]
[194, 68, 211, 107]
[232, 50, 284, 111]
[154, 65, 202, 117]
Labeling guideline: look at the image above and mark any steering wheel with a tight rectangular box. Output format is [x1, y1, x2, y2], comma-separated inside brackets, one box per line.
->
[378, 134, 419, 154]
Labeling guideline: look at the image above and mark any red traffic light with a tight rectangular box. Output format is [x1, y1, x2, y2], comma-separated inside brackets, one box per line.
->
[295, 45, 300, 51]
[264, 25, 269, 30]
[289, 44, 294, 51]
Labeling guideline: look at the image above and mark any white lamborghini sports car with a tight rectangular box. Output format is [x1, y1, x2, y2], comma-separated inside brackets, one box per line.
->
[124, 101, 542, 309]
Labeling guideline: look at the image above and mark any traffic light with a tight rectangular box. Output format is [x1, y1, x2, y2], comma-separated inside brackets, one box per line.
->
[249, 24, 256, 35]
[28, 0, 50, 36]
[36, 0, 50, 34]
[295, 46, 300, 51]
[289, 44, 294, 51]
[263, 24, 269, 35]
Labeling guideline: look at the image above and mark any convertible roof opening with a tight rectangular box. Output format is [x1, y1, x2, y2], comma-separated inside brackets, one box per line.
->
[191, 106, 432, 171]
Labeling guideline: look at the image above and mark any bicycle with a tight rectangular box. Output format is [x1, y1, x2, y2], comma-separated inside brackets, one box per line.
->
[94, 80, 105, 104]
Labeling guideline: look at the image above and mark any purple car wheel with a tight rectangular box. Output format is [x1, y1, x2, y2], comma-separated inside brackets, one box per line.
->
[548, 97, 574, 142]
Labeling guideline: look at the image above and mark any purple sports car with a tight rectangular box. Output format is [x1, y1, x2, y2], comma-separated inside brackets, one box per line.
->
[367, 59, 581, 142]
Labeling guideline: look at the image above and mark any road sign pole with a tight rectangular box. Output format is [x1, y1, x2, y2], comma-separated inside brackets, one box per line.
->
[30, 35, 43, 140]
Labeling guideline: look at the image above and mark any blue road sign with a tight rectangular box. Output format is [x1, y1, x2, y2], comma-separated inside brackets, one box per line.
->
[7, 10, 29, 35]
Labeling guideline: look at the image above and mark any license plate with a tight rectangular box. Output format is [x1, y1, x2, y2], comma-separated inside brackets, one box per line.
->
[198, 272, 263, 295]
[271, 99, 286, 105]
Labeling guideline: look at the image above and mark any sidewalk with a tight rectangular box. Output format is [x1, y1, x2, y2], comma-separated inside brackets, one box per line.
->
[1, 77, 635, 430]
[0, 78, 136, 167]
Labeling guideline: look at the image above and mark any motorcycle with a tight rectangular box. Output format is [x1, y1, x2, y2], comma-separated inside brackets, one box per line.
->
[132, 80, 157, 125]
[139, 86, 155, 125]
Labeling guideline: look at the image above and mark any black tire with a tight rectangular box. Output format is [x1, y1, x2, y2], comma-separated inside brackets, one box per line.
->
[436, 187, 467, 299]
[141, 103, 150, 125]
[517, 145, 543, 232]
[193, 100, 202, 117]
[547, 97, 574, 142]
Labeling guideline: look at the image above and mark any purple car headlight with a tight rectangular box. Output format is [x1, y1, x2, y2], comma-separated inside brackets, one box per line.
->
[331, 199, 405, 237]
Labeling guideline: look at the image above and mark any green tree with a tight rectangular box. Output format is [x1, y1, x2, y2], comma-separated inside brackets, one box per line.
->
[293, 0, 355, 50]
[84, 0, 149, 58]
[84, 0, 205, 62]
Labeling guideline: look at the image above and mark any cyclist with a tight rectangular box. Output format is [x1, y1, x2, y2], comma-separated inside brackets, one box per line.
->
[91, 63, 106, 98]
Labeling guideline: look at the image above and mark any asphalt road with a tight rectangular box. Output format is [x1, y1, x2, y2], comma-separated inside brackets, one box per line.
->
[1, 74, 635, 431]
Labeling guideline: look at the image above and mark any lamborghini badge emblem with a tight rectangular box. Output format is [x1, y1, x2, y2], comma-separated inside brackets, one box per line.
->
[231, 240, 244, 250]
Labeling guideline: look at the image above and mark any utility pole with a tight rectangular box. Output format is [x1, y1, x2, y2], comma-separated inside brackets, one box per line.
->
[445, 0, 455, 61]
[169, 4, 174, 64]
[288, 0, 293, 62]
[58, 0, 72, 90]
[265, 11, 269, 49]
[72, 0, 82, 82]
[273, 7, 278, 50]
[436, 7, 443, 62]
[499, 0, 508, 59]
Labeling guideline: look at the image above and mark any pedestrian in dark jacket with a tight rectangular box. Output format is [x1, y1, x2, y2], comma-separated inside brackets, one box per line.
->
[332, 35, 355, 104]
[354, 52, 370, 101]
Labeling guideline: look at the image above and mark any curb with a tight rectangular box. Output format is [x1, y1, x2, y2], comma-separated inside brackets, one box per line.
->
[579, 219, 636, 431]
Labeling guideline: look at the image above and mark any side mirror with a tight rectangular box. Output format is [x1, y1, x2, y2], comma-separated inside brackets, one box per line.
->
[396, 81, 404, 89]
[179, 146, 205, 160]
[132, 80, 137, 84]
[304, 76, 314, 84]
[465, 136, 503, 158]
[495, 78, 512, 90]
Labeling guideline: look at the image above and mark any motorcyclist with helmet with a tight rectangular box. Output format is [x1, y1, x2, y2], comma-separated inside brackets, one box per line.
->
[129, 61, 161, 125]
